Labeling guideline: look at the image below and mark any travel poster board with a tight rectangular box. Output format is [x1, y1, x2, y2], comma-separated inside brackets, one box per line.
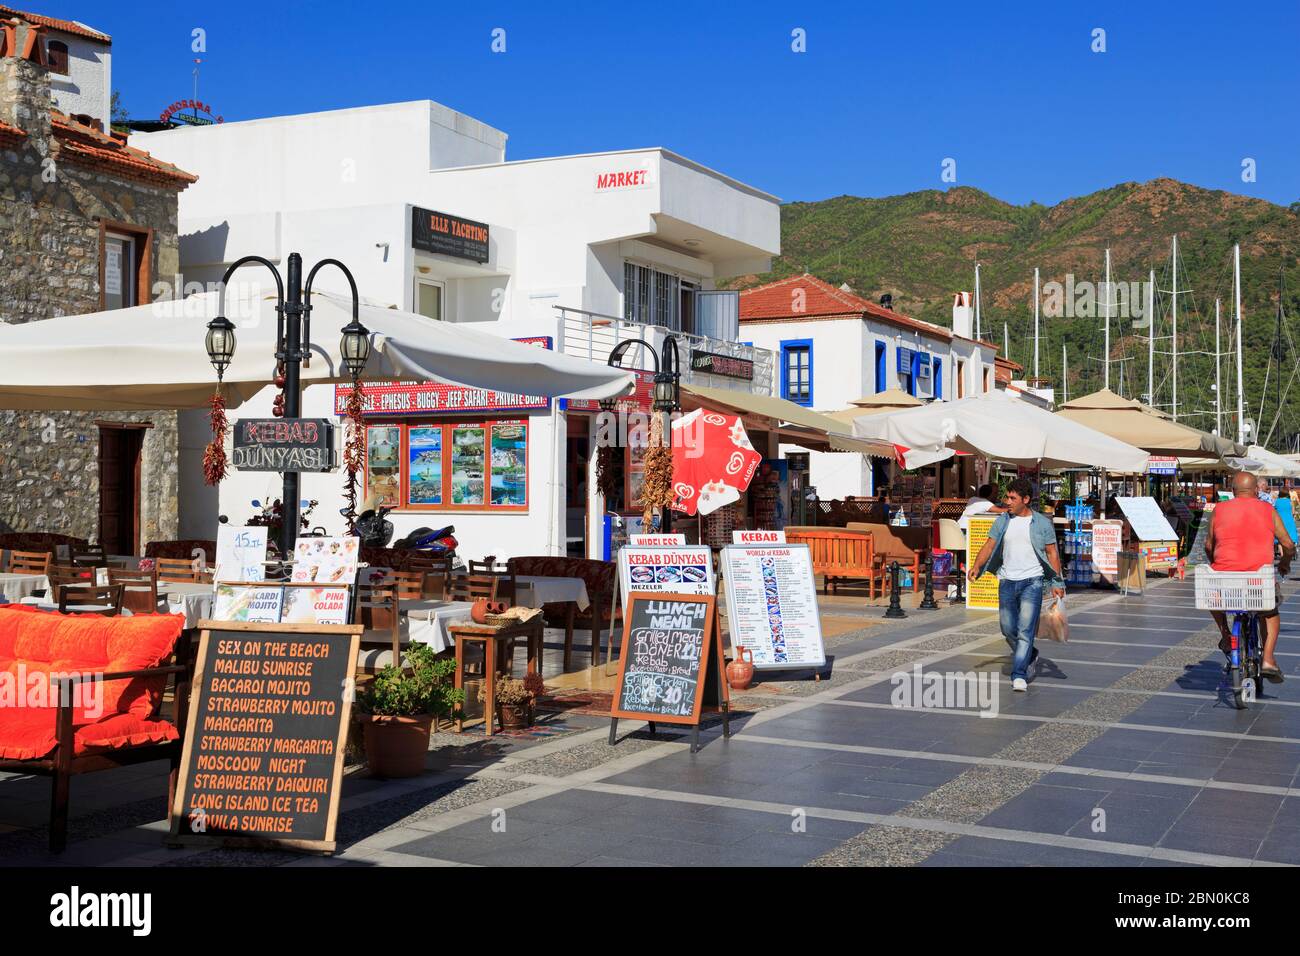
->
[214, 526, 268, 584]
[609, 593, 725, 726]
[721, 543, 826, 670]
[616, 545, 715, 615]
[169, 622, 363, 853]
[1091, 520, 1123, 582]
[1116, 497, 1178, 544]
[965, 513, 999, 610]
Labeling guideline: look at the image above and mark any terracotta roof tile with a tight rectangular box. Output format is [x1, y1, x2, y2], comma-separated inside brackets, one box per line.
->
[739, 273, 998, 349]
[0, 118, 26, 145]
[50, 111, 197, 188]
[0, 5, 108, 43]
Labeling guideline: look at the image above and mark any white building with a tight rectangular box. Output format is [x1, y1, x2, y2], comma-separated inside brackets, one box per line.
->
[0, 5, 110, 128]
[133, 100, 781, 559]
[737, 276, 999, 499]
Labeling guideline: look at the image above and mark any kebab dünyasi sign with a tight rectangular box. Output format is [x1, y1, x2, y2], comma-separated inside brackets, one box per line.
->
[411, 206, 489, 263]
[232, 418, 337, 472]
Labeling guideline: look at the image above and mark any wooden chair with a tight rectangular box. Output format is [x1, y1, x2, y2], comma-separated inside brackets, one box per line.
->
[108, 567, 160, 615]
[7, 549, 51, 577]
[353, 581, 402, 675]
[374, 569, 426, 602]
[69, 543, 108, 568]
[405, 554, 453, 599]
[156, 557, 201, 583]
[57, 583, 124, 617]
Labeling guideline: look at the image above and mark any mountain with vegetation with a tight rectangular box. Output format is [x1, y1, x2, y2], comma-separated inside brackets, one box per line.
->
[722, 180, 1300, 450]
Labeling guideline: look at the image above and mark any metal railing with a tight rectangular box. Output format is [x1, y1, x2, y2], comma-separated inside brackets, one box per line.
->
[555, 305, 775, 396]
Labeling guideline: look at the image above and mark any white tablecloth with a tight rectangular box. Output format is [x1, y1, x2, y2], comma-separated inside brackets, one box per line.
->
[399, 599, 474, 653]
[514, 575, 590, 611]
[0, 572, 49, 603]
[158, 583, 216, 629]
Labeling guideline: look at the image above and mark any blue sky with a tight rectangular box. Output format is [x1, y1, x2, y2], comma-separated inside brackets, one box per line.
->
[60, 0, 1300, 207]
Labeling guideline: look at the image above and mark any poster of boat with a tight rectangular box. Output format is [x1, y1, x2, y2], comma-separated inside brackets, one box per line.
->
[490, 421, 527, 506]
[451, 425, 486, 505]
[408, 426, 443, 505]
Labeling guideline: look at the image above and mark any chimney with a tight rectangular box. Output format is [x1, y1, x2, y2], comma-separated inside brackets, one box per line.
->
[952, 291, 973, 338]
[879, 293, 893, 312]
[0, 18, 53, 139]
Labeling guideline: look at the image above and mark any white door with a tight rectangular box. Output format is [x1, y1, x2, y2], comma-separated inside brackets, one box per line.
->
[414, 277, 445, 321]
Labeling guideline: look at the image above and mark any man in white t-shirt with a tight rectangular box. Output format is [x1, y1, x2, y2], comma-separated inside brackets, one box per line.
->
[957, 483, 1004, 532]
[968, 477, 1065, 691]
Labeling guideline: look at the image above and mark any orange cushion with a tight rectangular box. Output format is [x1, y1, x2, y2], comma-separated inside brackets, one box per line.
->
[0, 707, 177, 760]
[0, 606, 183, 759]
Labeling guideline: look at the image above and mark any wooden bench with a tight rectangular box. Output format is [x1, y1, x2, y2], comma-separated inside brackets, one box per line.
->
[0, 606, 190, 852]
[784, 527, 876, 595]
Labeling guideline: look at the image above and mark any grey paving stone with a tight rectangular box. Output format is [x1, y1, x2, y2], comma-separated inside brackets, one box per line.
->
[978, 783, 1110, 836]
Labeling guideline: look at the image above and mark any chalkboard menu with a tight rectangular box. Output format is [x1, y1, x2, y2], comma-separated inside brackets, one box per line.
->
[170, 623, 362, 853]
[610, 593, 722, 726]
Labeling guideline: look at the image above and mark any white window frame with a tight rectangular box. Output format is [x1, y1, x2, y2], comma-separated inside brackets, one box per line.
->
[104, 231, 137, 311]
[413, 276, 446, 322]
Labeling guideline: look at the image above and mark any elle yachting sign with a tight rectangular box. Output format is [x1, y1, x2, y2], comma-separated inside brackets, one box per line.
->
[231, 419, 337, 473]
[411, 206, 490, 263]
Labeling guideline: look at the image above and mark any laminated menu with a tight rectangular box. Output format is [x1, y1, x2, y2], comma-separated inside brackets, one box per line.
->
[721, 543, 826, 670]
[291, 536, 360, 585]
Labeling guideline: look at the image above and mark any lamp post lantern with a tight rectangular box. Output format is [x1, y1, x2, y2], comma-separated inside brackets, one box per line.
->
[205, 252, 368, 557]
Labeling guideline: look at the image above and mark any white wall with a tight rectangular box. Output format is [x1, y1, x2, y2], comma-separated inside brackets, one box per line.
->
[46, 35, 109, 128]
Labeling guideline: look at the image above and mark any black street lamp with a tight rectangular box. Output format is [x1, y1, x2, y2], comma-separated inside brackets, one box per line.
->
[606, 335, 681, 531]
[205, 252, 367, 557]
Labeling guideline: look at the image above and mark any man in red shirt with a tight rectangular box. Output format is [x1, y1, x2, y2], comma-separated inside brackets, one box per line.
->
[1205, 471, 1295, 681]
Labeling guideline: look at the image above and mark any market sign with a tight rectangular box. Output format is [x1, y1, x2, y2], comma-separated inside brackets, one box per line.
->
[1147, 456, 1179, 476]
[170, 623, 362, 852]
[232, 418, 336, 473]
[690, 350, 754, 381]
[411, 206, 489, 263]
[335, 337, 553, 416]
[594, 164, 655, 192]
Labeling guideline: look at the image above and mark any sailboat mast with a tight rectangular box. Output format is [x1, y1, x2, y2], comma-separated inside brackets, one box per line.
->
[1215, 298, 1222, 436]
[1103, 248, 1111, 391]
[1033, 267, 1040, 380]
[1147, 268, 1155, 406]
[1171, 235, 1179, 421]
[1062, 344, 1068, 404]
[1004, 323, 1009, 362]
[974, 263, 982, 342]
[1235, 244, 1245, 443]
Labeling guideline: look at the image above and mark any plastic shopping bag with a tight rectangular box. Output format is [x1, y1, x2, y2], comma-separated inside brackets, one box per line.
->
[1037, 595, 1070, 643]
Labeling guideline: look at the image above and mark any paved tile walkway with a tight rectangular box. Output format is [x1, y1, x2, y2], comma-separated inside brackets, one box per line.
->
[3, 576, 1299, 866]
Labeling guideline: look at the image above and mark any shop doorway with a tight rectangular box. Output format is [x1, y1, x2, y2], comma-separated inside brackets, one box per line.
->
[97, 423, 146, 554]
[565, 417, 590, 557]
[414, 277, 444, 321]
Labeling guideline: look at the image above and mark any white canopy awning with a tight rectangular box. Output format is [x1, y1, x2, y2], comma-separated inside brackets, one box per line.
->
[0, 291, 635, 411]
[848, 392, 1151, 472]
[1245, 445, 1300, 478]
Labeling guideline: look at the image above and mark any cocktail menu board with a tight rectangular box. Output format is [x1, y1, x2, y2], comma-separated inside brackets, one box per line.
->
[169, 622, 362, 853]
[721, 543, 826, 671]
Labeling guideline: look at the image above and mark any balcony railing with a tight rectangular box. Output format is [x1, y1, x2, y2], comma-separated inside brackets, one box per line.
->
[556, 306, 774, 396]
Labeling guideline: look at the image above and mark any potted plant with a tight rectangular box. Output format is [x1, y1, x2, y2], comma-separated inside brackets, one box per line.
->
[356, 642, 463, 778]
[481, 675, 540, 730]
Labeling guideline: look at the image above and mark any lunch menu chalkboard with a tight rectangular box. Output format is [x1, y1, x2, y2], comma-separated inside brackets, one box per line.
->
[169, 622, 362, 853]
[610, 593, 720, 725]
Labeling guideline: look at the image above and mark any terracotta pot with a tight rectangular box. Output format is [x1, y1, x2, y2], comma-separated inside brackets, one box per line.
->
[726, 646, 755, 690]
[470, 598, 508, 624]
[360, 713, 433, 778]
[498, 701, 532, 730]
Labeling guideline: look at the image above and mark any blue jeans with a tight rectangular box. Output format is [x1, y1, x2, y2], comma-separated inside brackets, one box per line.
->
[998, 577, 1044, 681]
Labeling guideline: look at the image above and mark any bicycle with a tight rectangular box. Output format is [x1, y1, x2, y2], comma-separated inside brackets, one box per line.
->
[1194, 563, 1275, 711]
[1223, 609, 1265, 710]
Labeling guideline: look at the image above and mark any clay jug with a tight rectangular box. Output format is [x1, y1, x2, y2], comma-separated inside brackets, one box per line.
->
[726, 646, 755, 690]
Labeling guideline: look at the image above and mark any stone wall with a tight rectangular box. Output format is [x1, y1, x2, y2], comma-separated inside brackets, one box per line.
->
[0, 57, 184, 545]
